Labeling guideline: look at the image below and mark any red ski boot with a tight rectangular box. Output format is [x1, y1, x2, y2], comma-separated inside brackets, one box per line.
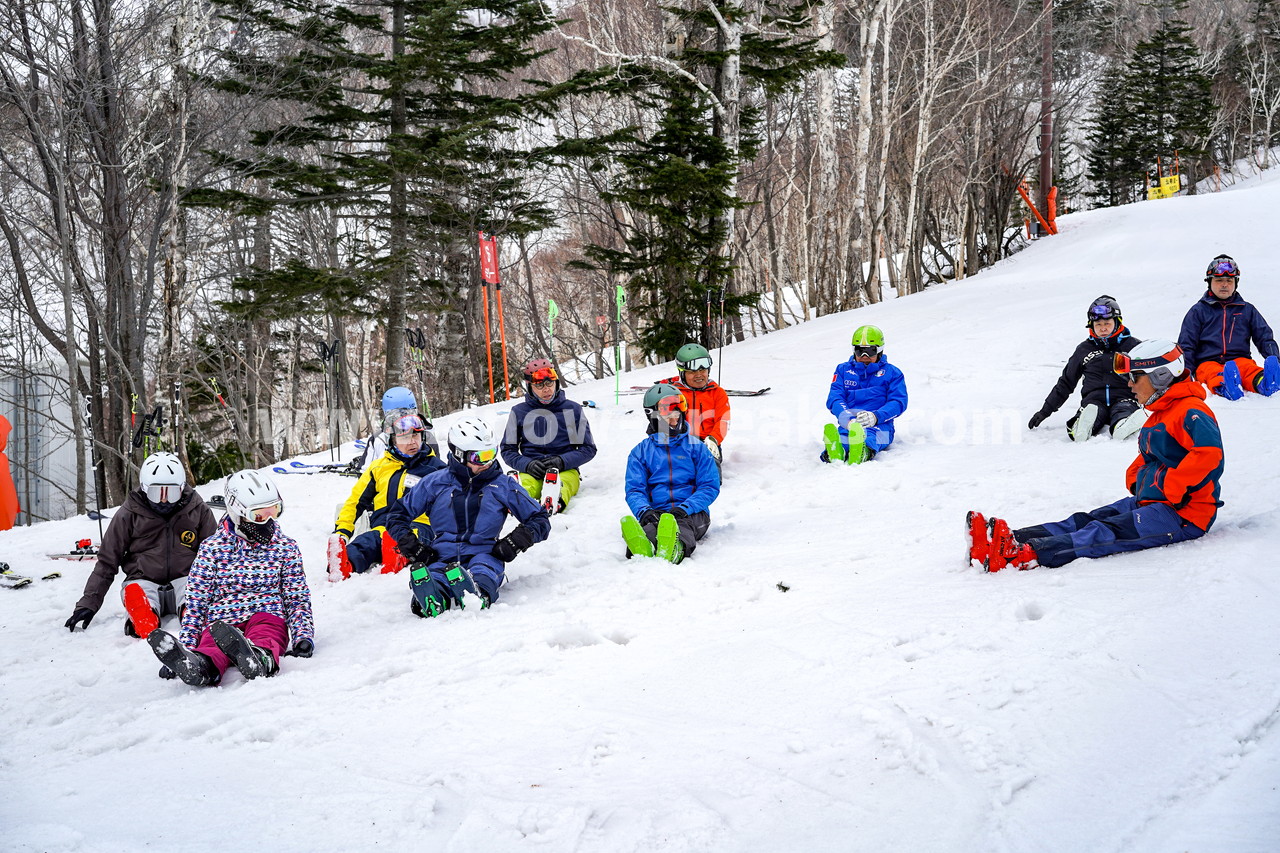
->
[123, 583, 160, 639]
[967, 511, 989, 568]
[985, 519, 1014, 572]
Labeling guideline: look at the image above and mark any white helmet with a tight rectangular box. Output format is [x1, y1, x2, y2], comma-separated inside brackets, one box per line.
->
[140, 452, 185, 504]
[1119, 339, 1186, 401]
[225, 470, 284, 527]
[447, 416, 498, 467]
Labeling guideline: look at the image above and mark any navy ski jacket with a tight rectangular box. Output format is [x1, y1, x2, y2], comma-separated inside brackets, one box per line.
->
[1034, 326, 1141, 418]
[386, 458, 550, 565]
[1177, 290, 1278, 370]
[624, 430, 721, 518]
[501, 389, 597, 473]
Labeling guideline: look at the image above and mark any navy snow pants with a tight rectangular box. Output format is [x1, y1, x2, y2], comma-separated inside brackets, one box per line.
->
[1015, 496, 1207, 568]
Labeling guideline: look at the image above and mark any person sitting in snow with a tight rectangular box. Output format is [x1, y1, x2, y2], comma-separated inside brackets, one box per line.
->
[969, 340, 1223, 572]
[64, 452, 216, 638]
[328, 413, 444, 581]
[1028, 295, 1145, 442]
[820, 325, 908, 464]
[148, 470, 314, 686]
[1177, 254, 1280, 399]
[662, 343, 731, 467]
[500, 358, 597, 513]
[350, 386, 440, 473]
[387, 415, 550, 618]
[620, 384, 721, 564]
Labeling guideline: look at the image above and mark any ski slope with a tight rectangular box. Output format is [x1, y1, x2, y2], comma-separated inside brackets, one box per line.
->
[4, 175, 1280, 853]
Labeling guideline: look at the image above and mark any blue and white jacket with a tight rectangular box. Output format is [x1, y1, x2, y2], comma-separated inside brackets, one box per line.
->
[826, 357, 909, 440]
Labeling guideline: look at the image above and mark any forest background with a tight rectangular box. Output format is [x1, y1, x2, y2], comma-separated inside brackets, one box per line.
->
[0, 0, 1272, 517]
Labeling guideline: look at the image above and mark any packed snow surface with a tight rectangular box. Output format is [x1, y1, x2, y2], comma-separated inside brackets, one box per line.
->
[4, 174, 1280, 852]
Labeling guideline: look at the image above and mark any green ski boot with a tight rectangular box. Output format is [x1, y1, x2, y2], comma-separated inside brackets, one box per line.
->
[654, 513, 685, 564]
[822, 423, 846, 463]
[844, 422, 869, 465]
[620, 515, 655, 558]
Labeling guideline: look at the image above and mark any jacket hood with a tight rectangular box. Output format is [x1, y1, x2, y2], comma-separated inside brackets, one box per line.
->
[647, 428, 692, 447]
[1145, 374, 1207, 412]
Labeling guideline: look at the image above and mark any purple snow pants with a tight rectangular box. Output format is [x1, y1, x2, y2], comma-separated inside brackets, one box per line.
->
[192, 612, 289, 677]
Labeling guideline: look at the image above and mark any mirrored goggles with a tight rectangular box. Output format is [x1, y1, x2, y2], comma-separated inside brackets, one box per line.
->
[679, 356, 713, 372]
[528, 367, 558, 383]
[654, 394, 688, 417]
[465, 447, 498, 466]
[245, 502, 282, 523]
[854, 345, 881, 359]
[393, 414, 426, 436]
[1208, 259, 1239, 277]
[1089, 305, 1116, 320]
[146, 484, 182, 504]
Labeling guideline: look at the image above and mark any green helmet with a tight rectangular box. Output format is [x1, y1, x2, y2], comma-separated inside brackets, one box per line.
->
[676, 343, 713, 371]
[643, 383, 685, 409]
[851, 325, 884, 348]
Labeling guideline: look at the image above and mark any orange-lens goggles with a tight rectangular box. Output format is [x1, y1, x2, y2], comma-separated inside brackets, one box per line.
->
[1113, 352, 1133, 378]
[656, 394, 687, 417]
[466, 447, 498, 466]
[248, 503, 282, 523]
[529, 367, 558, 382]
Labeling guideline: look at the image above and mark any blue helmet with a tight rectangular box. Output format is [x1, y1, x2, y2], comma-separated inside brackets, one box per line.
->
[381, 386, 417, 412]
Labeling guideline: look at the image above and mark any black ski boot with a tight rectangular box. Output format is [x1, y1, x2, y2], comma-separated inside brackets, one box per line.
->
[148, 630, 218, 687]
[210, 621, 278, 680]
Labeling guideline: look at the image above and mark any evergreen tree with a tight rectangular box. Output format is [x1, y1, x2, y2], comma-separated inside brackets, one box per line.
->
[188, 0, 594, 396]
[577, 0, 842, 361]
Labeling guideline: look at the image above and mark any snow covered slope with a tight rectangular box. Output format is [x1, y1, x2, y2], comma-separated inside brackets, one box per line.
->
[4, 176, 1280, 853]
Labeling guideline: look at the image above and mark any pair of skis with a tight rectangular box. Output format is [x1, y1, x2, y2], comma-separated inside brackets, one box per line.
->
[624, 385, 770, 397]
[1, 563, 61, 589]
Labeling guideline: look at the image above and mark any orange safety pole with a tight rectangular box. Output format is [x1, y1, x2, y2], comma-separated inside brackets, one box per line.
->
[1016, 180, 1056, 235]
[482, 283, 495, 404]
[496, 283, 512, 400]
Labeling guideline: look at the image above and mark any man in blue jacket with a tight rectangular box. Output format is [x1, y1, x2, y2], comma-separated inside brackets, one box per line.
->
[501, 358, 597, 513]
[620, 384, 721, 564]
[1177, 254, 1280, 399]
[387, 416, 550, 618]
[822, 325, 909, 464]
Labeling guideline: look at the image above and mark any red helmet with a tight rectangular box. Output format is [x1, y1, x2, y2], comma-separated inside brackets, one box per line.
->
[523, 358, 558, 385]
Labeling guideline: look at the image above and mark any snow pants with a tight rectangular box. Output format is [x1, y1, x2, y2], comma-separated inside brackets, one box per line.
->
[518, 469, 581, 509]
[121, 578, 187, 618]
[1015, 496, 1207, 569]
[191, 612, 289, 678]
[348, 522, 428, 574]
[639, 511, 711, 558]
[1066, 398, 1140, 437]
[837, 425, 894, 455]
[1196, 358, 1264, 396]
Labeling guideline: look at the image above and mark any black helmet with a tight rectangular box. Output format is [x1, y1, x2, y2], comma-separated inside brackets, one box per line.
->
[1086, 295, 1122, 328]
[1205, 254, 1240, 283]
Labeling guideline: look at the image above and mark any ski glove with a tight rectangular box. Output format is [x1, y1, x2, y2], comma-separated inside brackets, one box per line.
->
[837, 409, 858, 429]
[638, 509, 662, 527]
[855, 411, 877, 428]
[285, 639, 314, 658]
[526, 456, 564, 479]
[158, 666, 176, 680]
[671, 507, 690, 520]
[65, 608, 95, 632]
[492, 524, 536, 562]
[397, 535, 436, 565]
[1028, 411, 1047, 430]
[1170, 491, 1192, 511]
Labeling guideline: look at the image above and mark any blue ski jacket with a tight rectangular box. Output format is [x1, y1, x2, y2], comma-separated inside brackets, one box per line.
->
[625, 430, 721, 518]
[826, 357, 909, 439]
[501, 389, 597, 473]
[386, 458, 550, 565]
[1177, 290, 1278, 371]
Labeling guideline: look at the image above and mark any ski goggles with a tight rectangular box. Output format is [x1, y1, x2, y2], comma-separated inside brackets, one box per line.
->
[464, 447, 498, 466]
[146, 484, 182, 504]
[652, 394, 688, 417]
[245, 502, 282, 523]
[854, 345, 881, 359]
[1207, 259, 1239, 277]
[1113, 347, 1179, 381]
[528, 366, 558, 383]
[1088, 304, 1117, 320]
[393, 414, 426, 436]
[679, 356, 713, 371]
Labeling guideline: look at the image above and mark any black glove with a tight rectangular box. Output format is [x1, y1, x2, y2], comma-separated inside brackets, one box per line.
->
[1028, 412, 1047, 430]
[285, 639, 314, 658]
[65, 608, 95, 632]
[395, 533, 435, 564]
[638, 509, 661, 527]
[671, 507, 690, 520]
[491, 524, 536, 562]
[526, 456, 564, 479]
